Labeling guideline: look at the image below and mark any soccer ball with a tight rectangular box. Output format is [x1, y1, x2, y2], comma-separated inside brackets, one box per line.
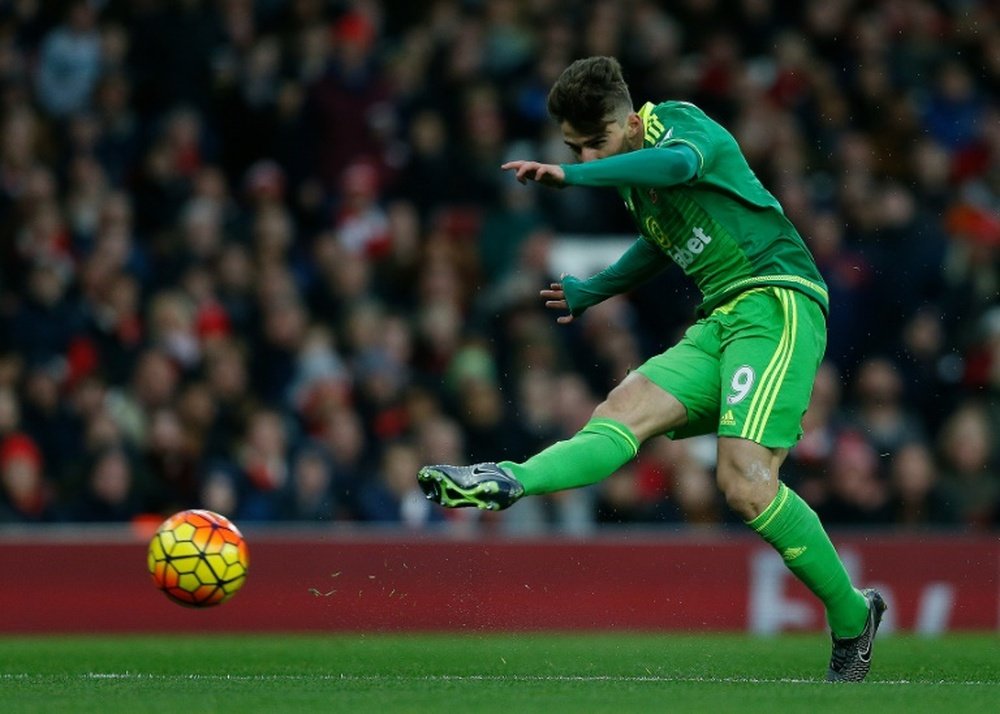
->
[147, 509, 249, 607]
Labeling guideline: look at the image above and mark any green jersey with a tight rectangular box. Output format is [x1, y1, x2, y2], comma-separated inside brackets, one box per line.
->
[584, 101, 828, 316]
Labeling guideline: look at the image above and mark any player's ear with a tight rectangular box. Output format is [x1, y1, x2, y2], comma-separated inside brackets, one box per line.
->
[626, 112, 642, 140]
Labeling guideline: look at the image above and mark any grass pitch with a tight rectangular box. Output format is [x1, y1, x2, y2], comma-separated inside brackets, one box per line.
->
[0, 633, 997, 713]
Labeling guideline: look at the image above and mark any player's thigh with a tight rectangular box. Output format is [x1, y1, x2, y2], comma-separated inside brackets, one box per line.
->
[595, 370, 688, 442]
[633, 319, 722, 440]
[718, 288, 826, 448]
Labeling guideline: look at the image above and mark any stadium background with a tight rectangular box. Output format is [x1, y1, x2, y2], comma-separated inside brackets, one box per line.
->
[0, 0, 997, 634]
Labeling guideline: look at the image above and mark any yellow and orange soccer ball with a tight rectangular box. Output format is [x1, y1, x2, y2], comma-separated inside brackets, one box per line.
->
[147, 509, 249, 607]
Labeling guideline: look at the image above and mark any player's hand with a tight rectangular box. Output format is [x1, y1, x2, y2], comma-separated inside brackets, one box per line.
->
[540, 281, 574, 324]
[501, 160, 566, 188]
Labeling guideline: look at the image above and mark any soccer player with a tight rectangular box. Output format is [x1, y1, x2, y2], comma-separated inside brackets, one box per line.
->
[417, 56, 885, 682]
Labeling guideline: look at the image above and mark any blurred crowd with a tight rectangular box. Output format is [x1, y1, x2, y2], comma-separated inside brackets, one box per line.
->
[0, 0, 997, 531]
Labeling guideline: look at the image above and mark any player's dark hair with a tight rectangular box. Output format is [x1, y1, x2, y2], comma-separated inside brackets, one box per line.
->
[547, 56, 633, 134]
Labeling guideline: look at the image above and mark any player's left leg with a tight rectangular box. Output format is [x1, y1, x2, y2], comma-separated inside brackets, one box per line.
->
[716, 437, 874, 643]
[717, 437, 885, 681]
[715, 287, 884, 681]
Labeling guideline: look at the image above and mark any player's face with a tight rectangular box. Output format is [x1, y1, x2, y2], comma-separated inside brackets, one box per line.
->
[561, 113, 641, 162]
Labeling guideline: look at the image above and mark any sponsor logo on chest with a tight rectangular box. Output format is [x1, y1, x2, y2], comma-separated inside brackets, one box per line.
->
[668, 226, 714, 269]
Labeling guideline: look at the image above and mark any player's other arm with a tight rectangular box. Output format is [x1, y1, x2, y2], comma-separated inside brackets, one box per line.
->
[541, 238, 671, 324]
[502, 144, 699, 189]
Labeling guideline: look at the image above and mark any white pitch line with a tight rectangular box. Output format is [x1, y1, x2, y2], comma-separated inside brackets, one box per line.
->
[3, 673, 992, 686]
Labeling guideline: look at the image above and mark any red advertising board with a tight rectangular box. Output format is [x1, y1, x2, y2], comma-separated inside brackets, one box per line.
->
[0, 530, 995, 633]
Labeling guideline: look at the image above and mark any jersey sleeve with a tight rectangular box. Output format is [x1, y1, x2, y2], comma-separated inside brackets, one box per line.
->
[560, 145, 699, 188]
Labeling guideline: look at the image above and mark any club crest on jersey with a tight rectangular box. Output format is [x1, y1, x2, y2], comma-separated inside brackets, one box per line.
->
[648, 188, 658, 203]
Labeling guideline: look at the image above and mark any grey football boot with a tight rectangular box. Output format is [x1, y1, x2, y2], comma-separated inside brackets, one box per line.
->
[826, 588, 887, 682]
[417, 463, 525, 511]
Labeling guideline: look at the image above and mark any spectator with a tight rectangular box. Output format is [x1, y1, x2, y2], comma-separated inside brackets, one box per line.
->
[198, 460, 241, 521]
[317, 405, 370, 519]
[236, 407, 292, 521]
[0, 432, 56, 522]
[816, 431, 893, 525]
[919, 58, 987, 153]
[19, 359, 78, 484]
[280, 443, 337, 522]
[105, 347, 180, 447]
[33, 1, 102, 118]
[8, 262, 81, 367]
[72, 446, 144, 522]
[888, 441, 957, 527]
[357, 439, 443, 526]
[92, 71, 140, 187]
[0, 387, 21, 440]
[201, 339, 255, 459]
[304, 9, 389, 190]
[845, 356, 926, 465]
[144, 407, 200, 514]
[146, 290, 201, 372]
[937, 401, 1000, 529]
[786, 361, 846, 505]
[335, 160, 391, 258]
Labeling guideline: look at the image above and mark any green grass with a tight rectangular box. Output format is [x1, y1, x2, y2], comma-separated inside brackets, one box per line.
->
[0, 633, 997, 713]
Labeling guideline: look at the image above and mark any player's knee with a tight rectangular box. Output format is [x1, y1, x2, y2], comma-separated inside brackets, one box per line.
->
[717, 459, 777, 520]
[721, 484, 758, 520]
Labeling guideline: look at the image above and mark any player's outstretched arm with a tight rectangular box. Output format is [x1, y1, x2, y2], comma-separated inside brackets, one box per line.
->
[560, 145, 699, 188]
[501, 160, 566, 187]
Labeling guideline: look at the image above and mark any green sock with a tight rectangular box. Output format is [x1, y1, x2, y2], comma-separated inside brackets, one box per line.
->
[747, 482, 870, 638]
[500, 417, 639, 495]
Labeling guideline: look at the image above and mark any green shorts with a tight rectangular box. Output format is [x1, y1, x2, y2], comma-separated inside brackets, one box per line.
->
[635, 287, 827, 448]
